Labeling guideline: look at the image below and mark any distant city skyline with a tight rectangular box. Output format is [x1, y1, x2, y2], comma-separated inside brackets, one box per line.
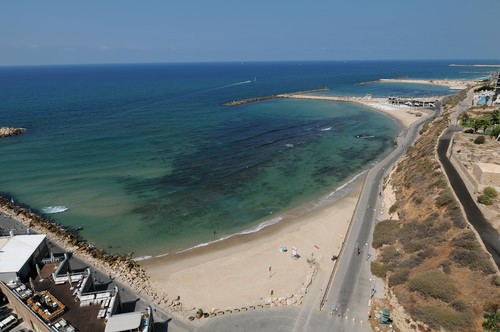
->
[1, 0, 499, 66]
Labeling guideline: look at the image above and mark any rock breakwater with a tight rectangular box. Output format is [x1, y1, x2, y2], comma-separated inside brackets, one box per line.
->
[0, 196, 173, 310]
[0, 127, 25, 138]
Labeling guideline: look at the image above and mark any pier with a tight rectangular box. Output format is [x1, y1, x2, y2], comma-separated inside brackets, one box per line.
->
[225, 90, 440, 112]
[223, 88, 328, 106]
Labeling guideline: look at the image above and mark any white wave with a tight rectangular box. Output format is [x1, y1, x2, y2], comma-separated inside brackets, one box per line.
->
[320, 127, 332, 131]
[133, 255, 152, 261]
[322, 171, 367, 202]
[148, 173, 367, 258]
[42, 206, 68, 214]
[175, 216, 284, 255]
[285, 143, 294, 148]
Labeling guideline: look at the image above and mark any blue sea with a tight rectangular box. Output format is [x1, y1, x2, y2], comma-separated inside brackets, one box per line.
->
[0, 60, 492, 257]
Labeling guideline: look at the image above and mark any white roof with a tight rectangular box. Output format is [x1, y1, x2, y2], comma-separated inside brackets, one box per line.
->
[105, 312, 142, 332]
[0, 234, 46, 274]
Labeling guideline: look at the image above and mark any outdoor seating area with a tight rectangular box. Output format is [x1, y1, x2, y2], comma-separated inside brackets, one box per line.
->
[26, 290, 66, 322]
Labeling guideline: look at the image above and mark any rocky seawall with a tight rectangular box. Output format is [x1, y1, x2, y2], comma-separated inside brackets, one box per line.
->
[0, 197, 172, 310]
[0, 127, 25, 138]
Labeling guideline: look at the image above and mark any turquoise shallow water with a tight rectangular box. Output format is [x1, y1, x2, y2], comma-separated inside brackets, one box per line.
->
[0, 61, 490, 256]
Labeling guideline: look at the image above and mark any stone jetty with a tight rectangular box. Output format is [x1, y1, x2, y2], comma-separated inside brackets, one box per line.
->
[224, 88, 328, 106]
[0, 127, 25, 138]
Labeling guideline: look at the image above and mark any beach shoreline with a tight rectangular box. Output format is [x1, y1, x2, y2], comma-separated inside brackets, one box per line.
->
[0, 85, 448, 322]
[137, 96, 429, 318]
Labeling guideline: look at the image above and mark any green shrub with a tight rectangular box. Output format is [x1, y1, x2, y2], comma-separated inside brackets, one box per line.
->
[408, 271, 458, 302]
[483, 312, 500, 332]
[450, 249, 496, 275]
[372, 219, 399, 248]
[381, 245, 401, 265]
[463, 128, 474, 134]
[401, 255, 424, 269]
[389, 202, 399, 215]
[435, 190, 455, 207]
[490, 126, 500, 138]
[483, 187, 498, 199]
[389, 269, 410, 287]
[413, 195, 423, 204]
[492, 275, 500, 287]
[403, 240, 425, 254]
[413, 306, 475, 330]
[478, 194, 493, 205]
[371, 261, 389, 279]
[474, 135, 486, 144]
[432, 175, 448, 189]
[418, 247, 436, 259]
[451, 299, 472, 313]
[452, 231, 480, 251]
[444, 207, 467, 228]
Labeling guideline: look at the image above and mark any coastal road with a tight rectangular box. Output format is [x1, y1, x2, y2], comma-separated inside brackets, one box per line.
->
[198, 112, 432, 332]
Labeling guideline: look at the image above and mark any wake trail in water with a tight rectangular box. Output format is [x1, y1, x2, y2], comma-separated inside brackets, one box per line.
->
[219, 80, 253, 89]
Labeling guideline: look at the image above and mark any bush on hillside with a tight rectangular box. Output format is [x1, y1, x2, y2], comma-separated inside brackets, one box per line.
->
[483, 187, 498, 199]
[372, 219, 399, 248]
[408, 271, 458, 302]
[474, 135, 486, 144]
[478, 194, 493, 205]
[388, 269, 410, 287]
[381, 245, 401, 265]
[413, 306, 475, 330]
[463, 128, 474, 134]
[435, 190, 455, 207]
[492, 275, 500, 287]
[371, 261, 389, 279]
[490, 126, 500, 138]
[450, 249, 496, 275]
[452, 231, 481, 251]
[389, 202, 399, 215]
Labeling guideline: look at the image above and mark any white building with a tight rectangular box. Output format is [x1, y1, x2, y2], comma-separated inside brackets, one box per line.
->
[0, 234, 48, 282]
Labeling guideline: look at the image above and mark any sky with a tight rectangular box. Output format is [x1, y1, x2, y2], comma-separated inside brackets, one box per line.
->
[1, 0, 499, 66]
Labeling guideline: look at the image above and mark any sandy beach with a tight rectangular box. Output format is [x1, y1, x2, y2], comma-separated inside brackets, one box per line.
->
[141, 177, 363, 313]
[377, 78, 474, 89]
[139, 97, 425, 317]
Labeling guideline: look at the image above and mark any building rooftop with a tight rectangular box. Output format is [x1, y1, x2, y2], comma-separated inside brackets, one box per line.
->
[104, 311, 142, 332]
[0, 234, 46, 274]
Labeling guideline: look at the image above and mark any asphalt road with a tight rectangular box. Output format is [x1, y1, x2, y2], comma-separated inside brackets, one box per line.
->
[199, 113, 432, 332]
[437, 89, 500, 267]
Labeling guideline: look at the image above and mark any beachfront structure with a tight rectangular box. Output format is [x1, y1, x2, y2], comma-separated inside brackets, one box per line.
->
[0, 236, 153, 332]
[473, 162, 500, 191]
[0, 233, 48, 283]
[104, 307, 153, 332]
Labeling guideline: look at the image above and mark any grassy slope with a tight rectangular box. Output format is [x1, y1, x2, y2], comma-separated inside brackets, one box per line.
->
[372, 91, 500, 331]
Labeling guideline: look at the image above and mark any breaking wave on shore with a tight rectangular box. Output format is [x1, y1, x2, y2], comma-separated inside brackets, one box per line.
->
[42, 206, 68, 214]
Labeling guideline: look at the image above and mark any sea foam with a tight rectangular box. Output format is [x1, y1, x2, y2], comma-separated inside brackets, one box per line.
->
[42, 206, 69, 214]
